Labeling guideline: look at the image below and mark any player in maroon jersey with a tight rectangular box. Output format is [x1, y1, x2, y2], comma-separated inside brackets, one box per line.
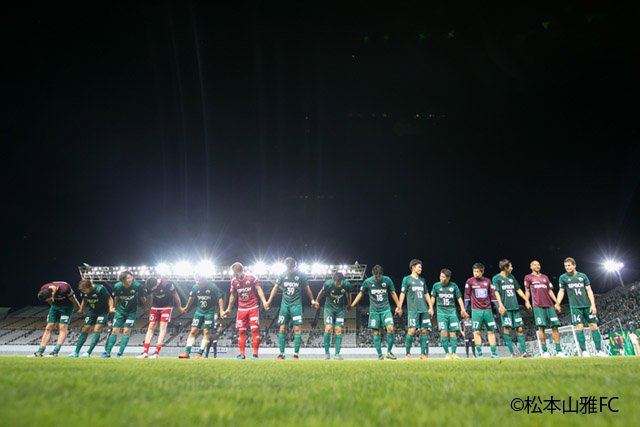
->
[524, 260, 566, 358]
[223, 262, 270, 359]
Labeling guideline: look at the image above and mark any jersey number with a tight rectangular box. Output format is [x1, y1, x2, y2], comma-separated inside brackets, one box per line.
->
[506, 290, 514, 297]
[574, 288, 583, 296]
[376, 294, 384, 302]
[286, 288, 295, 295]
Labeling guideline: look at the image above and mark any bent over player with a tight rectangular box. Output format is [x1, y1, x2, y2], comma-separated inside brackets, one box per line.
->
[314, 271, 352, 360]
[68, 279, 115, 358]
[138, 277, 184, 358]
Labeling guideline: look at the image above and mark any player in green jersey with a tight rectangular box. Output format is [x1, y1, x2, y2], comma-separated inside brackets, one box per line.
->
[348, 265, 401, 360]
[556, 257, 607, 357]
[492, 259, 531, 358]
[395, 259, 434, 360]
[178, 274, 224, 360]
[431, 268, 468, 359]
[99, 270, 148, 358]
[313, 271, 352, 360]
[267, 257, 315, 360]
[68, 279, 115, 358]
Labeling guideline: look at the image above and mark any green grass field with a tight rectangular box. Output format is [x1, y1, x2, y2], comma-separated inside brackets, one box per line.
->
[0, 357, 638, 426]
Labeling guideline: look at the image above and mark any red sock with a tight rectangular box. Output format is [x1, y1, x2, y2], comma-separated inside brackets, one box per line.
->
[154, 344, 162, 354]
[251, 330, 260, 355]
[238, 330, 246, 356]
[143, 343, 150, 353]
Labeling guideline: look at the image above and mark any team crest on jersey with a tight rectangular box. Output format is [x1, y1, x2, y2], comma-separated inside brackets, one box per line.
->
[509, 279, 513, 283]
[578, 277, 584, 282]
[295, 276, 299, 281]
[245, 281, 250, 285]
[206, 290, 210, 294]
[449, 288, 453, 292]
[382, 283, 386, 287]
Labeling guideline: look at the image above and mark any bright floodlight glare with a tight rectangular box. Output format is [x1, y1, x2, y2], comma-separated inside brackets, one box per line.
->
[271, 263, 286, 274]
[195, 260, 216, 277]
[155, 263, 172, 276]
[604, 260, 624, 272]
[253, 262, 268, 275]
[173, 261, 193, 276]
[298, 263, 310, 273]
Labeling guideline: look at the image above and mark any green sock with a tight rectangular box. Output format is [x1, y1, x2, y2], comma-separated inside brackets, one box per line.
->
[87, 332, 101, 355]
[324, 333, 331, 354]
[476, 345, 482, 355]
[53, 344, 61, 354]
[504, 334, 514, 353]
[335, 334, 342, 355]
[37, 346, 45, 354]
[294, 333, 301, 354]
[517, 335, 526, 354]
[278, 333, 285, 354]
[75, 333, 88, 353]
[386, 333, 394, 354]
[576, 330, 586, 351]
[555, 343, 562, 352]
[374, 335, 382, 355]
[541, 343, 548, 352]
[449, 336, 457, 354]
[490, 344, 497, 355]
[420, 336, 427, 355]
[118, 335, 130, 355]
[405, 334, 414, 354]
[106, 334, 118, 354]
[592, 330, 602, 350]
[440, 336, 449, 353]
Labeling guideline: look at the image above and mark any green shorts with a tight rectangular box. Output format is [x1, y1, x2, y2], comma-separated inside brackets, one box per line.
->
[324, 308, 345, 327]
[47, 305, 74, 325]
[278, 304, 303, 326]
[191, 311, 215, 329]
[533, 306, 561, 327]
[471, 309, 496, 331]
[84, 310, 109, 326]
[368, 309, 394, 330]
[500, 310, 523, 328]
[570, 307, 598, 325]
[437, 312, 460, 332]
[408, 311, 432, 329]
[113, 311, 137, 328]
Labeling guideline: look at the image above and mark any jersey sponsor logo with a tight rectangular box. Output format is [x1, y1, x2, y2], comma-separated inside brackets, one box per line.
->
[475, 288, 487, 298]
[292, 315, 302, 321]
[370, 289, 387, 295]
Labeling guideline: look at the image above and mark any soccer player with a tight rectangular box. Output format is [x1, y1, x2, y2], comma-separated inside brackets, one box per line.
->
[205, 315, 222, 358]
[556, 257, 607, 357]
[314, 271, 352, 360]
[348, 264, 400, 360]
[463, 318, 475, 358]
[524, 260, 566, 358]
[138, 276, 185, 358]
[464, 262, 506, 359]
[100, 270, 147, 358]
[178, 274, 224, 359]
[395, 259, 434, 360]
[492, 259, 531, 358]
[223, 262, 269, 360]
[30, 281, 81, 357]
[431, 268, 468, 359]
[68, 279, 115, 358]
[267, 257, 315, 359]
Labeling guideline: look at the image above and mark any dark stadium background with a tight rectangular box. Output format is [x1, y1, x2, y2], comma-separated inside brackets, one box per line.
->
[2, 2, 639, 308]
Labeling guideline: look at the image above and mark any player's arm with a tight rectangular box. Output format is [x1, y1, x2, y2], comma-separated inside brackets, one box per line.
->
[348, 291, 364, 310]
[555, 288, 565, 311]
[256, 285, 269, 308]
[224, 293, 235, 317]
[492, 288, 506, 315]
[425, 291, 434, 314]
[463, 281, 471, 312]
[586, 286, 597, 315]
[107, 294, 115, 314]
[516, 288, 531, 310]
[140, 293, 149, 312]
[390, 291, 401, 312]
[457, 297, 468, 319]
[267, 283, 279, 305]
[347, 291, 352, 307]
[183, 296, 194, 312]
[314, 288, 325, 309]
[175, 291, 186, 314]
[395, 292, 405, 316]
[69, 293, 81, 311]
[217, 296, 224, 316]
[113, 296, 119, 311]
[305, 285, 316, 308]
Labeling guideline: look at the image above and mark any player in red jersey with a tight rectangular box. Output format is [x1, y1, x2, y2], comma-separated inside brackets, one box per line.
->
[223, 262, 270, 359]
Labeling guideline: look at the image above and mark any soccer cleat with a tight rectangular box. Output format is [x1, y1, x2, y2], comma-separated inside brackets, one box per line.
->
[419, 354, 428, 360]
[195, 354, 202, 360]
[377, 354, 385, 360]
[451, 353, 459, 360]
[511, 352, 517, 358]
[324, 354, 331, 360]
[28, 352, 43, 358]
[582, 350, 590, 358]
[178, 353, 190, 359]
[386, 352, 397, 360]
[251, 354, 259, 360]
[543, 352, 550, 358]
[137, 353, 148, 359]
[293, 354, 299, 360]
[596, 350, 609, 357]
[67, 352, 79, 358]
[520, 352, 530, 358]
[115, 353, 122, 359]
[236, 355, 246, 360]
[556, 352, 567, 358]
[79, 352, 90, 358]
[405, 354, 412, 360]
[334, 354, 343, 360]
[445, 353, 452, 359]
[477, 354, 484, 359]
[46, 352, 58, 358]
[149, 353, 159, 359]
[276, 354, 285, 360]
[491, 354, 500, 359]
[99, 353, 111, 358]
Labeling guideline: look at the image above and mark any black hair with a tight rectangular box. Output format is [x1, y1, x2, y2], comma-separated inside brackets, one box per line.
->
[37, 288, 53, 301]
[333, 271, 345, 282]
[440, 268, 452, 279]
[409, 259, 422, 270]
[284, 257, 297, 269]
[498, 259, 511, 272]
[372, 265, 383, 276]
[118, 270, 133, 282]
[145, 277, 159, 290]
[472, 262, 485, 272]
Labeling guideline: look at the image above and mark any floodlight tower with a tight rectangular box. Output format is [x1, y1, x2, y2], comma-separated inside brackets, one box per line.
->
[604, 260, 625, 288]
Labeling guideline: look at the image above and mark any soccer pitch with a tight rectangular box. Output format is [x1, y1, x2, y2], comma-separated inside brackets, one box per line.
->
[1, 357, 638, 426]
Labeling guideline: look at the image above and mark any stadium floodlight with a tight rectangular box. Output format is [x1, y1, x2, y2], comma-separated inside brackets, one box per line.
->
[155, 263, 172, 276]
[312, 263, 328, 275]
[173, 261, 193, 277]
[298, 263, 310, 273]
[195, 260, 216, 277]
[253, 262, 268, 275]
[604, 260, 624, 272]
[270, 262, 286, 274]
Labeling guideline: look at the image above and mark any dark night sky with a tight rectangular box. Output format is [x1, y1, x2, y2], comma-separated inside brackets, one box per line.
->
[3, 1, 639, 308]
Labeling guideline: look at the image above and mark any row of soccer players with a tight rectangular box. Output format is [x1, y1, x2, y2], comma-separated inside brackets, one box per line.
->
[29, 255, 606, 359]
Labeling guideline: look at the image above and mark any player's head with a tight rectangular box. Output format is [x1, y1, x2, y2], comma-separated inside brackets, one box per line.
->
[530, 260, 541, 274]
[409, 259, 422, 275]
[333, 271, 345, 285]
[37, 287, 54, 302]
[440, 268, 452, 284]
[498, 259, 512, 274]
[145, 277, 160, 291]
[472, 262, 485, 278]
[118, 270, 133, 286]
[564, 257, 576, 274]
[194, 273, 207, 285]
[285, 257, 297, 272]
[78, 279, 94, 294]
[231, 262, 244, 279]
[372, 265, 383, 280]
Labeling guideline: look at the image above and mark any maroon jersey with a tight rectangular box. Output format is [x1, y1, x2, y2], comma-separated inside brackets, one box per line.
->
[464, 277, 497, 310]
[148, 279, 177, 307]
[230, 274, 261, 310]
[41, 282, 74, 306]
[524, 274, 554, 308]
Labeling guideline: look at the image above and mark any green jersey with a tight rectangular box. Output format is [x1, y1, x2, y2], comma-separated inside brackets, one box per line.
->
[322, 280, 351, 311]
[275, 270, 310, 306]
[492, 273, 521, 310]
[189, 282, 223, 314]
[400, 275, 429, 312]
[431, 281, 462, 315]
[360, 276, 395, 312]
[112, 281, 143, 313]
[559, 272, 591, 308]
[84, 284, 111, 312]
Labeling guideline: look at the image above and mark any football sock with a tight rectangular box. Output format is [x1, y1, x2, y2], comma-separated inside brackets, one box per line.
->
[386, 333, 394, 353]
[252, 331, 260, 354]
[490, 344, 497, 355]
[592, 330, 602, 350]
[198, 339, 208, 355]
[238, 330, 247, 356]
[278, 333, 285, 354]
[541, 343, 548, 352]
[421, 336, 428, 355]
[555, 343, 562, 352]
[405, 334, 414, 354]
[517, 334, 526, 354]
[576, 330, 586, 351]
[324, 332, 331, 354]
[449, 336, 457, 354]
[53, 344, 61, 354]
[154, 344, 162, 354]
[374, 335, 382, 355]
[106, 334, 117, 353]
[87, 332, 101, 354]
[294, 333, 301, 354]
[335, 334, 342, 355]
[476, 345, 482, 355]
[504, 334, 514, 353]
[37, 346, 45, 354]
[118, 335, 130, 354]
[440, 336, 449, 354]
[75, 332, 88, 353]
[143, 342, 150, 353]
[185, 337, 194, 354]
